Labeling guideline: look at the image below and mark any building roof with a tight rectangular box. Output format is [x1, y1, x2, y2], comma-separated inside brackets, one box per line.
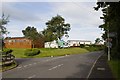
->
[67, 40, 92, 42]
[5, 37, 29, 40]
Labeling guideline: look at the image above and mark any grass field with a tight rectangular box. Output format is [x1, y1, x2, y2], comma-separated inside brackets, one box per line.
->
[108, 59, 120, 80]
[10, 48, 89, 58]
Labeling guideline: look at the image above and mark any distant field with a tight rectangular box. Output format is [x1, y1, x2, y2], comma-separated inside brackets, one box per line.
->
[10, 48, 89, 58]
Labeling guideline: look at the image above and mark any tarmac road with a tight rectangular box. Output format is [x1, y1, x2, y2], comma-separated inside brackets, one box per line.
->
[2, 51, 103, 79]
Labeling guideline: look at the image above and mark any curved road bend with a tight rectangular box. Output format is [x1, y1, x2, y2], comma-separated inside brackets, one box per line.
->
[2, 51, 103, 78]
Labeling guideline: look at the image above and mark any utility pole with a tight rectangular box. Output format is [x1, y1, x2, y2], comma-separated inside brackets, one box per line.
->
[107, 5, 110, 61]
[107, 23, 110, 61]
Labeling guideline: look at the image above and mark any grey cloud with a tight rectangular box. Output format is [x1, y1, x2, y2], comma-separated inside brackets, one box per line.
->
[2, 3, 41, 22]
[52, 2, 103, 27]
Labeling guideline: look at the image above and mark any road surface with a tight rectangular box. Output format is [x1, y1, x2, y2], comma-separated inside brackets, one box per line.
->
[2, 51, 103, 79]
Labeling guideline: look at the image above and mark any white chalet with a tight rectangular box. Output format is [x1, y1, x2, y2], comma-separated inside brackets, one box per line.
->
[67, 40, 92, 47]
[45, 40, 92, 48]
[45, 40, 58, 48]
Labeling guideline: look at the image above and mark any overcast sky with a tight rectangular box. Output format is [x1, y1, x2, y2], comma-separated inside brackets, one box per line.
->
[1, 1, 104, 43]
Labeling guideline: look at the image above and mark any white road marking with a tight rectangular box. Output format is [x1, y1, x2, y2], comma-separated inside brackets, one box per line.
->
[87, 52, 104, 79]
[45, 56, 66, 62]
[17, 66, 22, 69]
[49, 66, 57, 70]
[29, 64, 32, 66]
[58, 64, 63, 67]
[17, 55, 68, 70]
[97, 67, 105, 71]
[48, 64, 63, 70]
[58, 56, 65, 59]
[24, 65, 28, 67]
[28, 75, 36, 79]
[33, 63, 37, 65]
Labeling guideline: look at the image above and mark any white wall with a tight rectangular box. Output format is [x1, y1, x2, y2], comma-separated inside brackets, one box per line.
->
[45, 41, 58, 48]
[68, 41, 80, 47]
[68, 40, 91, 47]
[80, 41, 91, 45]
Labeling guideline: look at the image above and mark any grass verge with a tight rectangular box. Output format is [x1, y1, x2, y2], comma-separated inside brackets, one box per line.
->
[10, 48, 89, 58]
[84, 46, 104, 52]
[108, 59, 120, 80]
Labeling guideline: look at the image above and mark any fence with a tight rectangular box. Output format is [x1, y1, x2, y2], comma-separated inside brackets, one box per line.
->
[1, 53, 15, 66]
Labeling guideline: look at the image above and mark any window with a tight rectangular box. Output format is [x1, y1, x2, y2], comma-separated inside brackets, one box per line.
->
[8, 40, 12, 42]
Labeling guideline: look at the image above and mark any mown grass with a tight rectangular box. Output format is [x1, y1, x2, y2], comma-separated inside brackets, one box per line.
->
[35, 48, 89, 58]
[10, 48, 27, 58]
[10, 48, 89, 58]
[108, 59, 120, 80]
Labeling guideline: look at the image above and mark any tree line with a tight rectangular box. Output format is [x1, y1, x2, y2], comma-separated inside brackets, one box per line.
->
[95, 2, 120, 59]
[22, 15, 70, 45]
[0, 14, 71, 48]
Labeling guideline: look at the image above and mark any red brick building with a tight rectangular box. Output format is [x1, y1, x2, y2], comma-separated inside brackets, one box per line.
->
[4, 37, 44, 48]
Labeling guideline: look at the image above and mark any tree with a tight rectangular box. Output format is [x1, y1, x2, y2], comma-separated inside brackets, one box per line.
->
[22, 26, 44, 48]
[0, 13, 9, 34]
[44, 15, 70, 41]
[95, 38, 103, 45]
[94, 2, 120, 59]
[42, 28, 57, 48]
[0, 13, 9, 51]
[0, 14, 15, 64]
[42, 28, 57, 42]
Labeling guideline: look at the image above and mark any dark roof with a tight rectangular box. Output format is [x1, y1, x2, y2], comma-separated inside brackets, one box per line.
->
[67, 40, 91, 42]
[5, 37, 27, 39]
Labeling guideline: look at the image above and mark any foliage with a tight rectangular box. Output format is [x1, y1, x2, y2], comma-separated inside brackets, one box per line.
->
[111, 47, 120, 59]
[95, 38, 103, 44]
[95, 2, 120, 59]
[0, 13, 9, 34]
[2, 48, 13, 55]
[80, 44, 85, 48]
[42, 28, 57, 42]
[0, 14, 9, 51]
[22, 26, 44, 42]
[43, 15, 70, 42]
[84, 45, 104, 52]
[24, 48, 40, 56]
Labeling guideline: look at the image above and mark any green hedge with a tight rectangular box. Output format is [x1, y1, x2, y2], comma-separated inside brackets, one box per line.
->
[80, 44, 85, 48]
[24, 48, 40, 56]
[84, 45, 104, 52]
[2, 49, 13, 55]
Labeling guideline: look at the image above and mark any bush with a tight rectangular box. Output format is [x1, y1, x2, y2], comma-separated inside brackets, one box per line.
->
[111, 47, 120, 59]
[2, 49, 13, 55]
[24, 48, 40, 56]
[80, 44, 85, 48]
[85, 45, 104, 52]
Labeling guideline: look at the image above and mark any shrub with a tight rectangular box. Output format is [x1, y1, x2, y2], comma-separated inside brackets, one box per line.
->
[85, 46, 104, 52]
[24, 48, 40, 56]
[111, 47, 120, 59]
[80, 44, 85, 48]
[2, 48, 13, 55]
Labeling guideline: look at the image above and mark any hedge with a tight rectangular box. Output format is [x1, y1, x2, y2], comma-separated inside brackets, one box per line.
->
[24, 48, 40, 56]
[2, 49, 13, 55]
